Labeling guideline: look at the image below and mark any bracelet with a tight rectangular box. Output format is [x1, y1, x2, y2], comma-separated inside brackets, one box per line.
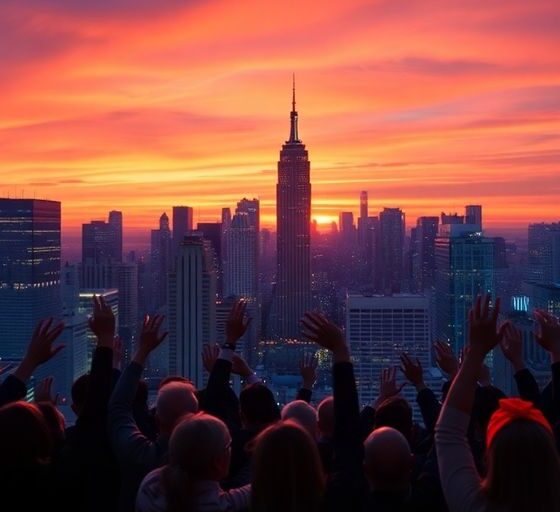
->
[221, 342, 236, 351]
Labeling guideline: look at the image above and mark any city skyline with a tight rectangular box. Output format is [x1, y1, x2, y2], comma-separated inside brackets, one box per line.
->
[1, 0, 559, 251]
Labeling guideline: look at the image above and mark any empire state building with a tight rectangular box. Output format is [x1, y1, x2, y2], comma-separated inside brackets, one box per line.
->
[273, 77, 312, 339]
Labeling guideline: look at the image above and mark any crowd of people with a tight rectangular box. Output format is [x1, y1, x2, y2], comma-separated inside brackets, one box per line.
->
[1, 293, 560, 511]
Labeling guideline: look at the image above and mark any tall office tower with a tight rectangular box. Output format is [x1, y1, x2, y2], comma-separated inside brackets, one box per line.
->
[150, 213, 173, 311]
[435, 223, 495, 353]
[272, 77, 312, 339]
[223, 209, 259, 362]
[168, 234, 216, 387]
[346, 294, 433, 421]
[81, 212, 122, 288]
[441, 212, 464, 225]
[378, 208, 405, 293]
[411, 216, 439, 292]
[339, 212, 356, 246]
[0, 199, 62, 360]
[527, 223, 560, 285]
[172, 206, 193, 257]
[197, 222, 223, 297]
[465, 205, 482, 231]
[114, 262, 138, 361]
[108, 210, 123, 262]
[360, 191, 368, 220]
[357, 191, 369, 251]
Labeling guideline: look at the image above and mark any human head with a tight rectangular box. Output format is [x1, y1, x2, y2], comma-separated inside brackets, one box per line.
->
[71, 373, 89, 416]
[239, 383, 280, 430]
[0, 401, 53, 467]
[155, 381, 198, 436]
[317, 396, 334, 439]
[36, 402, 66, 449]
[161, 413, 232, 511]
[483, 400, 560, 512]
[158, 375, 192, 389]
[471, 385, 505, 436]
[364, 426, 412, 492]
[374, 397, 413, 441]
[251, 420, 325, 512]
[281, 400, 318, 439]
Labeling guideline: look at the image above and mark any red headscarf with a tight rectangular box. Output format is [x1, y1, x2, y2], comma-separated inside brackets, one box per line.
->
[486, 397, 553, 448]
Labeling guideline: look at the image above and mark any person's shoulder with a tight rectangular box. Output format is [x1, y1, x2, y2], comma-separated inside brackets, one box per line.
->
[137, 467, 166, 512]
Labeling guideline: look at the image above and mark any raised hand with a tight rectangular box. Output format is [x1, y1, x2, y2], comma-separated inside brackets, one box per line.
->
[26, 318, 65, 367]
[88, 294, 116, 347]
[499, 322, 525, 371]
[35, 376, 59, 405]
[375, 367, 404, 408]
[202, 343, 220, 373]
[434, 341, 459, 377]
[534, 309, 560, 362]
[134, 314, 168, 365]
[301, 311, 347, 360]
[226, 299, 251, 347]
[299, 352, 318, 389]
[113, 336, 123, 370]
[400, 353, 425, 390]
[232, 353, 253, 378]
[468, 294, 506, 358]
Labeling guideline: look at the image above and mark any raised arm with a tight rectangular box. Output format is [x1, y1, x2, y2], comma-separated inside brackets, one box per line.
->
[1, 318, 64, 407]
[534, 310, 560, 423]
[435, 295, 506, 512]
[500, 322, 540, 404]
[108, 314, 167, 466]
[401, 353, 441, 433]
[203, 300, 250, 423]
[296, 352, 318, 403]
[78, 295, 115, 426]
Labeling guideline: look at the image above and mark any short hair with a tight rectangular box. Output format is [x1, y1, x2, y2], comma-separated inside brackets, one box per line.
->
[71, 373, 90, 412]
[239, 383, 280, 427]
[158, 375, 192, 389]
[317, 396, 334, 437]
[374, 397, 413, 440]
[0, 401, 53, 466]
[155, 381, 198, 430]
[473, 385, 506, 432]
[281, 400, 318, 438]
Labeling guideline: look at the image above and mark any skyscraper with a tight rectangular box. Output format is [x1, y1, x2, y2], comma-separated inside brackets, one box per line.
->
[168, 234, 216, 387]
[378, 208, 405, 293]
[172, 206, 193, 256]
[0, 199, 62, 360]
[150, 213, 172, 311]
[81, 212, 122, 288]
[527, 222, 560, 285]
[223, 205, 260, 362]
[435, 223, 495, 353]
[411, 216, 439, 292]
[108, 210, 123, 262]
[272, 77, 312, 339]
[339, 212, 356, 247]
[465, 205, 483, 231]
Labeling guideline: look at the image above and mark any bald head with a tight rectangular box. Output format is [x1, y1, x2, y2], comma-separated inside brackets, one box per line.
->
[364, 427, 412, 491]
[317, 396, 334, 438]
[281, 400, 318, 439]
[156, 381, 198, 436]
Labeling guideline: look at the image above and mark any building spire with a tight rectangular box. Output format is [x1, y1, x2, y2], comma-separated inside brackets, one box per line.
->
[288, 73, 300, 143]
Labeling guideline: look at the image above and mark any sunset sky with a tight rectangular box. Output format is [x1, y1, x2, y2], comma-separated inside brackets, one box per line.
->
[1, 0, 559, 254]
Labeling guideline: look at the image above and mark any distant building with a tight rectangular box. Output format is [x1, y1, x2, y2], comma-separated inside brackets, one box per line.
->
[271, 77, 312, 339]
[435, 223, 495, 353]
[0, 199, 62, 360]
[168, 234, 216, 387]
[378, 208, 405, 293]
[172, 206, 193, 257]
[411, 216, 439, 292]
[339, 212, 356, 247]
[527, 222, 560, 285]
[346, 294, 434, 422]
[150, 213, 172, 311]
